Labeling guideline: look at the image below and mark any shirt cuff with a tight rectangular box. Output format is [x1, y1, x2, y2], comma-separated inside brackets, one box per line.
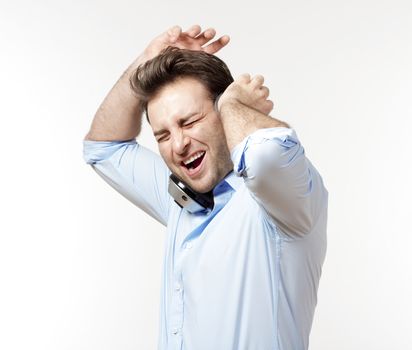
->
[230, 127, 298, 176]
[82, 139, 137, 164]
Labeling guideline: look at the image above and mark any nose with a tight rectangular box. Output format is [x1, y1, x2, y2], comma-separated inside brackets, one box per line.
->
[171, 129, 190, 155]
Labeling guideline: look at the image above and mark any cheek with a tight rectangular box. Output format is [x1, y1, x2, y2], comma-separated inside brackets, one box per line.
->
[191, 122, 217, 141]
[202, 124, 226, 145]
[158, 145, 173, 165]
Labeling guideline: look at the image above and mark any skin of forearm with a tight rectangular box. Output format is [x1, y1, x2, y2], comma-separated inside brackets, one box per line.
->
[219, 101, 290, 152]
[84, 53, 149, 141]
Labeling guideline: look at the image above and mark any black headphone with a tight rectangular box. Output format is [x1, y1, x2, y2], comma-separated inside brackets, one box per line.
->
[168, 174, 214, 213]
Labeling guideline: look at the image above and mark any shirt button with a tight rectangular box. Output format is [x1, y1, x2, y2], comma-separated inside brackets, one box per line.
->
[185, 242, 192, 249]
[174, 283, 182, 292]
[172, 328, 180, 335]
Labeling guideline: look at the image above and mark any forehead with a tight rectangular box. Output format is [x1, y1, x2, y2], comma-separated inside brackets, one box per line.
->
[147, 77, 212, 127]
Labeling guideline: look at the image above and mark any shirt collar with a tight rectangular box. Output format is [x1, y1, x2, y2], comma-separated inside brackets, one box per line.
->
[223, 171, 243, 192]
[188, 171, 242, 215]
[212, 171, 242, 196]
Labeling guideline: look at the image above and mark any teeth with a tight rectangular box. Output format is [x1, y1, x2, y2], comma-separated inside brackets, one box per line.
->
[183, 151, 205, 165]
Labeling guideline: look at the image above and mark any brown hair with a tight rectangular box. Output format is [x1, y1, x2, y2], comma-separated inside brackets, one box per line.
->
[129, 46, 234, 121]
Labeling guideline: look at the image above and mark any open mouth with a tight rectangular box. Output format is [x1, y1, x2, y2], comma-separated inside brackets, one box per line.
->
[181, 151, 206, 174]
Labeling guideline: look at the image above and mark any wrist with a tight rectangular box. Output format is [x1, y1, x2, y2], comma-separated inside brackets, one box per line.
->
[216, 96, 239, 114]
[126, 52, 150, 76]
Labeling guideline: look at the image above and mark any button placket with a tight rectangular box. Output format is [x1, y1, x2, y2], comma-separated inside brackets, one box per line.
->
[170, 268, 184, 340]
[174, 282, 182, 292]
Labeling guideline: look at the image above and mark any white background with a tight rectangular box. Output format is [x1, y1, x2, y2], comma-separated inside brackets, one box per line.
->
[1, 0, 411, 349]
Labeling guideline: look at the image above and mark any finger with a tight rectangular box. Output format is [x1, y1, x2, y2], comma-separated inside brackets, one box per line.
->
[259, 86, 270, 98]
[202, 35, 230, 54]
[167, 25, 182, 42]
[184, 24, 202, 38]
[251, 74, 264, 87]
[195, 27, 217, 45]
[237, 73, 251, 83]
[262, 100, 274, 115]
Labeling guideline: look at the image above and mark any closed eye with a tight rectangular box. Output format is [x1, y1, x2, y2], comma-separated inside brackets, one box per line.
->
[183, 115, 204, 127]
[156, 134, 169, 143]
[183, 119, 197, 127]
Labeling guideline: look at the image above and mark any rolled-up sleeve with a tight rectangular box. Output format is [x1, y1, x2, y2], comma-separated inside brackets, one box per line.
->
[83, 139, 171, 226]
[231, 127, 328, 238]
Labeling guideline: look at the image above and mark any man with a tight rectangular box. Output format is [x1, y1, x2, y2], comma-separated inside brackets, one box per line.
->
[83, 24, 328, 350]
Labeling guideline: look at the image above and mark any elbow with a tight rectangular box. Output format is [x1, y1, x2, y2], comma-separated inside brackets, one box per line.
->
[84, 132, 92, 141]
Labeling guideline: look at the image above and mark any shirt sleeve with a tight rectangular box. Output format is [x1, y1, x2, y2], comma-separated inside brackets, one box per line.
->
[83, 138, 171, 226]
[230, 127, 328, 238]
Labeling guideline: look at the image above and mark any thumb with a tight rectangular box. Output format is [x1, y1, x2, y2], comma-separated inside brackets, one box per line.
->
[167, 25, 182, 42]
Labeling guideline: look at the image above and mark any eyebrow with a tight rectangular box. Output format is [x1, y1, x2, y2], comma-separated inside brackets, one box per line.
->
[153, 112, 200, 137]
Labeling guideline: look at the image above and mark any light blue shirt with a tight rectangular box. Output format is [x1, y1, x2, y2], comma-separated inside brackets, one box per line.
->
[83, 127, 328, 350]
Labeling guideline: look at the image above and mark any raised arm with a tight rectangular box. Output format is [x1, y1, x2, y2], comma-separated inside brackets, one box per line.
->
[217, 74, 327, 237]
[217, 73, 290, 150]
[84, 24, 231, 142]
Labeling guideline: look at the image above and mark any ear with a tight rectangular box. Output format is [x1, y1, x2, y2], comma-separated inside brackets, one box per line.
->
[145, 99, 152, 125]
[214, 93, 224, 113]
[145, 110, 151, 125]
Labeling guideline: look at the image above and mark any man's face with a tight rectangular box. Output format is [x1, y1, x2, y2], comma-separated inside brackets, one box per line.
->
[147, 77, 233, 193]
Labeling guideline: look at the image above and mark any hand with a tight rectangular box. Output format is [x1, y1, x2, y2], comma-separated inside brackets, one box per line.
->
[217, 74, 274, 116]
[144, 24, 230, 60]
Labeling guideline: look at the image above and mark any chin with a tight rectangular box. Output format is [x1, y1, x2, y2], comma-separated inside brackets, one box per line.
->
[189, 182, 213, 194]
[188, 177, 216, 194]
